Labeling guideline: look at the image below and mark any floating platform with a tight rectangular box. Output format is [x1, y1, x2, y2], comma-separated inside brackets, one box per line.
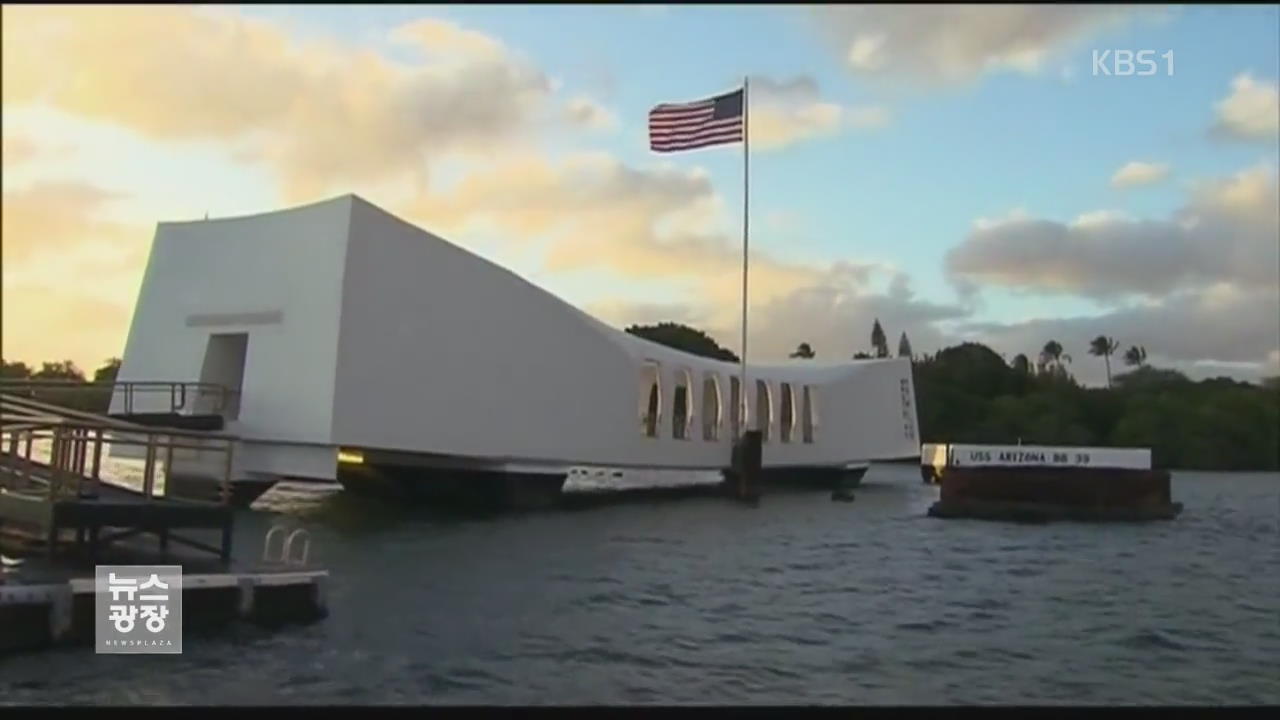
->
[106, 412, 225, 432]
[0, 550, 328, 654]
[921, 443, 1181, 523]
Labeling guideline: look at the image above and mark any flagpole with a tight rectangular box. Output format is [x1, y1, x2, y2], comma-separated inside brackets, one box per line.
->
[739, 75, 750, 439]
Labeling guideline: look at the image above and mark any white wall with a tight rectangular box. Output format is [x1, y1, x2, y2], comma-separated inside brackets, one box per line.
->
[331, 199, 643, 466]
[806, 358, 921, 462]
[613, 343, 920, 468]
[113, 194, 921, 477]
[331, 198, 920, 470]
[112, 197, 351, 449]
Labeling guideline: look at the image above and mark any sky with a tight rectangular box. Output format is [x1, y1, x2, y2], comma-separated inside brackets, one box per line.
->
[2, 4, 1278, 386]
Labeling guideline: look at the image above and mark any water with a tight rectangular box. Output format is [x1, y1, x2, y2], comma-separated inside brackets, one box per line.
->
[2, 466, 1278, 705]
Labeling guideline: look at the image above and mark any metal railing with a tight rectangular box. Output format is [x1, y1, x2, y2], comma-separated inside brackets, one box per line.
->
[0, 394, 239, 508]
[0, 380, 239, 416]
[262, 525, 312, 567]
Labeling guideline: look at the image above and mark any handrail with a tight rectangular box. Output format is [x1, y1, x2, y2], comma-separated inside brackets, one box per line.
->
[262, 525, 287, 563]
[260, 525, 311, 567]
[0, 430, 235, 454]
[284, 529, 311, 566]
[0, 399, 238, 508]
[0, 379, 239, 416]
[1, 394, 240, 441]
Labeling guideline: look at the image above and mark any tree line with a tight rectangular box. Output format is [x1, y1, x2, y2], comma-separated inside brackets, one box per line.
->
[1, 357, 122, 413]
[7, 337, 1279, 471]
[789, 318, 1147, 390]
[626, 322, 1279, 471]
[910, 342, 1278, 471]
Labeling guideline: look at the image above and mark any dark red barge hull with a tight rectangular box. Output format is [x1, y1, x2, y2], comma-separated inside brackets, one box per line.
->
[926, 466, 1182, 523]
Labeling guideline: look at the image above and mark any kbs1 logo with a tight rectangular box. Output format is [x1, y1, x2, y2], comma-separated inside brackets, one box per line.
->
[1093, 50, 1174, 77]
[95, 565, 183, 654]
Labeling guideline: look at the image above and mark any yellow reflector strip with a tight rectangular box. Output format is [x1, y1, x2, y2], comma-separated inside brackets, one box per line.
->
[337, 449, 364, 465]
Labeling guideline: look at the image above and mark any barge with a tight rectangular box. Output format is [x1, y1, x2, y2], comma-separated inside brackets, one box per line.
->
[921, 443, 1182, 522]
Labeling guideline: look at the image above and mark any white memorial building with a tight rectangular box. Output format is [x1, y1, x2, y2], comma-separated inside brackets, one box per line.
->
[112, 195, 920, 504]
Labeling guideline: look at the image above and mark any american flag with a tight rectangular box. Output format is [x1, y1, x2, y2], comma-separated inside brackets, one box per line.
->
[648, 88, 745, 153]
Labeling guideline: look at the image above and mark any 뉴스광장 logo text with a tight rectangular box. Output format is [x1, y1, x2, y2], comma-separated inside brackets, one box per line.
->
[95, 565, 183, 654]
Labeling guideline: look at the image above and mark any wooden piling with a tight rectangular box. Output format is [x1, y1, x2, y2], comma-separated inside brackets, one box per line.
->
[729, 431, 763, 503]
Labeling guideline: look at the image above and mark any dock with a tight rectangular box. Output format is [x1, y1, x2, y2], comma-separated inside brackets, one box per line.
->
[0, 379, 283, 509]
[1, 392, 241, 560]
[1, 393, 330, 654]
[1, 542, 329, 653]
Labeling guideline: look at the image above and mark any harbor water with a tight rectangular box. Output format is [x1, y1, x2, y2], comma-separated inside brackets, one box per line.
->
[2, 465, 1277, 705]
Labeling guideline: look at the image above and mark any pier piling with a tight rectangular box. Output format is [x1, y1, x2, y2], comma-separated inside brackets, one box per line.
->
[728, 431, 762, 503]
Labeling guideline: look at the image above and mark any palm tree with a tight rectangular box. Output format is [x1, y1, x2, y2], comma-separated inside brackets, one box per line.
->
[1011, 353, 1032, 376]
[1123, 345, 1148, 368]
[790, 342, 815, 359]
[1038, 340, 1071, 376]
[1089, 335, 1120, 387]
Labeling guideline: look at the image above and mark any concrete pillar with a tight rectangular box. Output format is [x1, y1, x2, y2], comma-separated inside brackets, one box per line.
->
[237, 576, 256, 617]
[48, 584, 73, 643]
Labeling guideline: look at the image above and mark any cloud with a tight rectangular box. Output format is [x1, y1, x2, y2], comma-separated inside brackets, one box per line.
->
[946, 164, 1279, 299]
[3, 134, 39, 168]
[404, 151, 871, 310]
[0, 176, 153, 371]
[591, 269, 966, 363]
[809, 5, 1141, 86]
[562, 96, 618, 132]
[2, 132, 77, 172]
[591, 259, 1276, 384]
[748, 75, 888, 150]
[1, 283, 132, 371]
[959, 284, 1280, 385]
[0, 12, 877, 338]
[396, 148, 932, 351]
[7, 5, 1271, 387]
[764, 209, 804, 234]
[1110, 161, 1170, 189]
[739, 273, 966, 361]
[2, 7, 559, 202]
[942, 162, 1280, 383]
[387, 18, 508, 61]
[587, 299, 710, 331]
[1212, 73, 1280, 142]
[1, 181, 129, 265]
[843, 105, 893, 129]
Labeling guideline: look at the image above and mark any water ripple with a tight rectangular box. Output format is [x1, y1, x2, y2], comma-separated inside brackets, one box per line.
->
[2, 468, 1276, 706]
